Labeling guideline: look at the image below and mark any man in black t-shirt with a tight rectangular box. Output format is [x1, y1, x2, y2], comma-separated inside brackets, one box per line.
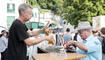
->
[6, 3, 53, 60]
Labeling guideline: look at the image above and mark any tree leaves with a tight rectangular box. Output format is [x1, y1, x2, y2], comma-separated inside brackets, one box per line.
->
[62, 0, 105, 27]
[26, 0, 105, 27]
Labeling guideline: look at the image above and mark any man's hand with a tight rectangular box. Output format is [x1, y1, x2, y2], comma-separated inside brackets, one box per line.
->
[65, 41, 75, 49]
[66, 41, 74, 46]
[27, 30, 33, 36]
[46, 35, 54, 41]
[42, 21, 50, 31]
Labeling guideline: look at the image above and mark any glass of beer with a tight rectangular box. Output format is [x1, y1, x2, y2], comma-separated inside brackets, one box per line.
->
[48, 39, 55, 44]
[45, 28, 55, 44]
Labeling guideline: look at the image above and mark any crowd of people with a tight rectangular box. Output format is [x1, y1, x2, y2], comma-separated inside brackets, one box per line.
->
[0, 3, 105, 60]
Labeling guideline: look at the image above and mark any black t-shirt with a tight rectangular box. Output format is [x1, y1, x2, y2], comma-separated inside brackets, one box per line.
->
[7, 19, 29, 60]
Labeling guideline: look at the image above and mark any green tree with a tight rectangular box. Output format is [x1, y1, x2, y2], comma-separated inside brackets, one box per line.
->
[36, 0, 63, 14]
[26, 0, 63, 14]
[62, 0, 105, 27]
[26, 0, 39, 7]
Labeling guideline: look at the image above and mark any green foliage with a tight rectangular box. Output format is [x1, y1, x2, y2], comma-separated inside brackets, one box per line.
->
[51, 23, 56, 27]
[26, 0, 105, 27]
[26, 0, 63, 14]
[40, 9, 51, 13]
[62, 0, 105, 27]
[26, 0, 39, 8]
[36, 0, 63, 14]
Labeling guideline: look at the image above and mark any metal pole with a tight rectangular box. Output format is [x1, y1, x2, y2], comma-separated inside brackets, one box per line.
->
[38, 7, 40, 28]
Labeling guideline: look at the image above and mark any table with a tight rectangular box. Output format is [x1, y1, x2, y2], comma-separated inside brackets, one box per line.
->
[33, 53, 86, 60]
[38, 47, 48, 53]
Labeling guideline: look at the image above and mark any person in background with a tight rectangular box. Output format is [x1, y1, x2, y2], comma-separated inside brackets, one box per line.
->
[74, 32, 83, 42]
[66, 21, 102, 60]
[63, 28, 75, 52]
[63, 28, 72, 44]
[92, 30, 100, 38]
[6, 3, 53, 60]
[72, 32, 83, 53]
[99, 27, 105, 60]
[0, 30, 8, 60]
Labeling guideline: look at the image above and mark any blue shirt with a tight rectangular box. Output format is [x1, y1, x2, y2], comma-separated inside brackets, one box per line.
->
[63, 34, 72, 43]
[0, 36, 8, 52]
[77, 35, 102, 60]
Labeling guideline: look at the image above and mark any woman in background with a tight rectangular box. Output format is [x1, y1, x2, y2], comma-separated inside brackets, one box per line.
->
[0, 30, 8, 60]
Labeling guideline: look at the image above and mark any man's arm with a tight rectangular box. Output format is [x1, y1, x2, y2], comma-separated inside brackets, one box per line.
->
[66, 41, 88, 52]
[74, 41, 88, 52]
[24, 35, 53, 46]
[28, 21, 50, 36]
[27, 29, 43, 36]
